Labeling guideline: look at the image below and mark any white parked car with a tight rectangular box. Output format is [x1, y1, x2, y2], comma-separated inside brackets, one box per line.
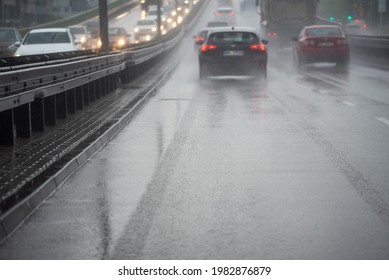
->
[14, 28, 81, 56]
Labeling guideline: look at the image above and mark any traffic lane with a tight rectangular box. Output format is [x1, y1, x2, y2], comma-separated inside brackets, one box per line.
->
[112, 64, 389, 259]
[268, 47, 389, 207]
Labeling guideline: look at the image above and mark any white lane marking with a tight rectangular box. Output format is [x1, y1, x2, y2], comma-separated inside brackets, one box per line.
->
[376, 117, 389, 126]
[341, 101, 355, 107]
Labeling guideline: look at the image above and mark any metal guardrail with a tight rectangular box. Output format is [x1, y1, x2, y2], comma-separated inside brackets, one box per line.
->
[347, 34, 389, 48]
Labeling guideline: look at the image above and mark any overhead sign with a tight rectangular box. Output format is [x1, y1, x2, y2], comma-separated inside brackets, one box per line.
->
[378, 0, 386, 13]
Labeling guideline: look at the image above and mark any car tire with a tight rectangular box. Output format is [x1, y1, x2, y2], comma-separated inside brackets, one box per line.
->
[255, 63, 267, 80]
[199, 62, 208, 80]
[297, 57, 305, 70]
[337, 59, 349, 71]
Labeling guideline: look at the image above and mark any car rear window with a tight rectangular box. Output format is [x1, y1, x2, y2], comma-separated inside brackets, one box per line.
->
[306, 27, 342, 36]
[346, 24, 360, 29]
[24, 32, 71, 44]
[217, 8, 233, 14]
[208, 32, 259, 44]
[207, 21, 229, 27]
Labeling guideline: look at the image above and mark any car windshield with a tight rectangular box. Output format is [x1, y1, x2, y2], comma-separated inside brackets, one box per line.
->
[208, 32, 258, 44]
[109, 28, 125, 36]
[137, 20, 155, 26]
[0, 29, 16, 42]
[148, 10, 158, 16]
[23, 32, 70, 44]
[306, 27, 342, 36]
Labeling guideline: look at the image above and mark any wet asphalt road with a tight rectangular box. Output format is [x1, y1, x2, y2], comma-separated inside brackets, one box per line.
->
[1, 3, 389, 259]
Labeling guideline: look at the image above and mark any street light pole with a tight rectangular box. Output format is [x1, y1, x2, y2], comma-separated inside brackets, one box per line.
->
[99, 0, 109, 53]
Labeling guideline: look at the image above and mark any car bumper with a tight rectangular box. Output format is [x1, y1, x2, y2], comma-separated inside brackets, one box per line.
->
[300, 47, 349, 63]
[200, 56, 267, 76]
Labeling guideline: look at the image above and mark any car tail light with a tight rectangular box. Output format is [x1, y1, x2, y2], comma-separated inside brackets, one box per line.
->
[267, 32, 277, 38]
[195, 37, 204, 43]
[363, 24, 367, 29]
[215, 12, 221, 16]
[336, 39, 347, 45]
[200, 44, 217, 52]
[249, 43, 266, 52]
[229, 12, 235, 16]
[302, 39, 315, 46]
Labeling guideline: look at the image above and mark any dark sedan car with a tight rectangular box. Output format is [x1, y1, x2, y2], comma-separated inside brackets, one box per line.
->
[292, 25, 350, 69]
[198, 26, 268, 80]
[0, 27, 22, 57]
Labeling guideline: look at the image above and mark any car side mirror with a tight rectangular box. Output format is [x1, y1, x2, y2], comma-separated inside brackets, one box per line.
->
[261, 39, 268, 45]
[14, 41, 21, 47]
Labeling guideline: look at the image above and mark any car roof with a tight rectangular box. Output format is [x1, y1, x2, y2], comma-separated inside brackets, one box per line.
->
[206, 26, 258, 34]
[29, 28, 69, 33]
[304, 25, 341, 29]
[217, 6, 234, 11]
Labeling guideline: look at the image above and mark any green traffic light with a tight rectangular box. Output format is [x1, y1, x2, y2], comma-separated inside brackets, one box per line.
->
[347, 15, 352, 20]
[329, 16, 334, 21]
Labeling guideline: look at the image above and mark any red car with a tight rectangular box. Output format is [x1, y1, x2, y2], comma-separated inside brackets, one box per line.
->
[292, 25, 349, 69]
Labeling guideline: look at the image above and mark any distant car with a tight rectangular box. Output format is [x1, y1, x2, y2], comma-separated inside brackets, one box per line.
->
[134, 19, 158, 43]
[292, 25, 350, 69]
[214, 7, 237, 26]
[0, 27, 22, 57]
[198, 26, 268, 80]
[14, 28, 81, 56]
[68, 25, 92, 49]
[108, 27, 131, 50]
[344, 19, 368, 35]
[145, 7, 168, 32]
[206, 21, 230, 27]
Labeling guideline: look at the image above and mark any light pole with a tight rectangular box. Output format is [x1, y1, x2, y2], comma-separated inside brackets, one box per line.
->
[99, 0, 109, 53]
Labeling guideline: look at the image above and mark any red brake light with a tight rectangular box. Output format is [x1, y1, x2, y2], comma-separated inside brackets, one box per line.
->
[267, 32, 277, 38]
[363, 24, 367, 29]
[195, 37, 204, 43]
[215, 12, 221, 16]
[249, 43, 266, 52]
[302, 39, 315, 46]
[229, 12, 235, 16]
[200, 44, 217, 52]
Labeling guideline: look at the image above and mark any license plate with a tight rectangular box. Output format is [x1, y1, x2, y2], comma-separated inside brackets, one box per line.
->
[318, 42, 334, 47]
[223, 50, 244, 56]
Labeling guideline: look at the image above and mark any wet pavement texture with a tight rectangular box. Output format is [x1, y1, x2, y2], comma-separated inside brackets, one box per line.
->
[1, 3, 389, 260]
